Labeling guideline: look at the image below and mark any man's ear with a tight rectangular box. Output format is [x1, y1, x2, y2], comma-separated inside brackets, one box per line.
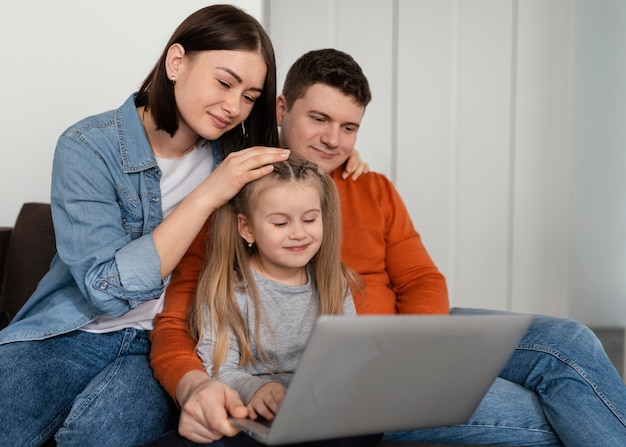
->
[276, 94, 287, 126]
[237, 213, 254, 245]
[165, 43, 186, 82]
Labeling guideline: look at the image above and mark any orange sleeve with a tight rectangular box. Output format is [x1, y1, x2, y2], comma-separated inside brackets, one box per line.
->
[333, 170, 449, 315]
[150, 222, 208, 400]
[382, 178, 449, 315]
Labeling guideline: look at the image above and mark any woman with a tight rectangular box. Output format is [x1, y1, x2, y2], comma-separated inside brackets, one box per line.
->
[0, 5, 287, 447]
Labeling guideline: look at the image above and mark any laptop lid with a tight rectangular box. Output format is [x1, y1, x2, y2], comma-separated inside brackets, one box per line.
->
[231, 314, 532, 445]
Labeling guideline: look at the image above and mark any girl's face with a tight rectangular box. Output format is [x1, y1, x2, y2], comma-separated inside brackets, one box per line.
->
[169, 47, 267, 140]
[238, 178, 323, 283]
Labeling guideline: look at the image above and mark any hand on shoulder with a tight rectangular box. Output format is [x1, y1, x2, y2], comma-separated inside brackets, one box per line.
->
[342, 149, 370, 180]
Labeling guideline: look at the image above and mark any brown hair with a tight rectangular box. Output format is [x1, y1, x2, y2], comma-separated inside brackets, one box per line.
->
[189, 152, 362, 376]
[282, 48, 372, 111]
[135, 4, 278, 153]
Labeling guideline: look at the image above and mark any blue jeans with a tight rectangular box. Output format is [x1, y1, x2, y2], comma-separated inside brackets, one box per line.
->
[0, 328, 177, 447]
[383, 308, 626, 447]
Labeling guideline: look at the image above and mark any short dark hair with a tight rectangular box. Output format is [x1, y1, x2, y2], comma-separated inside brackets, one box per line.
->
[282, 48, 371, 111]
[136, 4, 278, 153]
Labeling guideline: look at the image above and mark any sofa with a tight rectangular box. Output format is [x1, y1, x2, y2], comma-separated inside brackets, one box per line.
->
[0, 203, 513, 447]
[0, 202, 56, 329]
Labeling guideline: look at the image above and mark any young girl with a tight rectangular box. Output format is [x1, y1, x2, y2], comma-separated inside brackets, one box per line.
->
[196, 150, 357, 411]
[148, 153, 380, 447]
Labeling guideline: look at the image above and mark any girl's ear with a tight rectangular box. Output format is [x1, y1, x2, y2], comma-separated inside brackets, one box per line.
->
[165, 43, 186, 82]
[237, 213, 254, 245]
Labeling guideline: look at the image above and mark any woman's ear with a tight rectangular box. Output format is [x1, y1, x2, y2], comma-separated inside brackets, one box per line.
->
[237, 213, 254, 245]
[165, 43, 186, 82]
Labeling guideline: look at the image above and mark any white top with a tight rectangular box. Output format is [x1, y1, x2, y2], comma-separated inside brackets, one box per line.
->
[81, 141, 214, 333]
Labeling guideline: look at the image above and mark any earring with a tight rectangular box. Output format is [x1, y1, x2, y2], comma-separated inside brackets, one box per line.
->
[170, 76, 176, 84]
[248, 242, 253, 248]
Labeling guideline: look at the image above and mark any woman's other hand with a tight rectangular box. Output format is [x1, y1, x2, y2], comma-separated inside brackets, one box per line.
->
[342, 149, 369, 180]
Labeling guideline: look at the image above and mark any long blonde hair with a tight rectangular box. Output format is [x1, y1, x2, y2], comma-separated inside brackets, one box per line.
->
[189, 152, 362, 376]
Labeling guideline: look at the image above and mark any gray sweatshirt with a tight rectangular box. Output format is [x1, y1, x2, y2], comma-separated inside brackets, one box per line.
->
[196, 269, 356, 403]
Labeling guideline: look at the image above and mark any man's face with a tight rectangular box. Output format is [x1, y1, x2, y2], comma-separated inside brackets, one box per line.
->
[277, 83, 365, 173]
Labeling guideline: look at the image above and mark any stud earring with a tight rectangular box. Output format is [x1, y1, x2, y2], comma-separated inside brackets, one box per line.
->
[248, 242, 254, 248]
[171, 76, 176, 84]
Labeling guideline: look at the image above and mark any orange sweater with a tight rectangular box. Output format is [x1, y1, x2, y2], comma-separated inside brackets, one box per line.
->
[150, 169, 449, 399]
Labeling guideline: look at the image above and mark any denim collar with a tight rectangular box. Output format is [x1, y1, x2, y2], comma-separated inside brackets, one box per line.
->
[117, 94, 158, 174]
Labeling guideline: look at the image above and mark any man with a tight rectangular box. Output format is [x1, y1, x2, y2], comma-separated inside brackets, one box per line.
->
[150, 49, 626, 447]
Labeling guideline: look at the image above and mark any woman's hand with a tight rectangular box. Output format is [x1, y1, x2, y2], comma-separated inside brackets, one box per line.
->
[342, 149, 369, 180]
[247, 382, 286, 421]
[200, 147, 291, 211]
[153, 147, 289, 278]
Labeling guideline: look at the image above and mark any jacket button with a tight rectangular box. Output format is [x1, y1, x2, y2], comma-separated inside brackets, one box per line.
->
[152, 197, 160, 203]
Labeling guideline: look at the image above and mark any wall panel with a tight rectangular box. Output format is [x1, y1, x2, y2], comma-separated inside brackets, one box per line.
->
[396, 0, 456, 302]
[268, 0, 394, 175]
[335, 0, 394, 175]
[267, 0, 576, 318]
[569, 1, 626, 326]
[454, 0, 515, 309]
[512, 0, 570, 315]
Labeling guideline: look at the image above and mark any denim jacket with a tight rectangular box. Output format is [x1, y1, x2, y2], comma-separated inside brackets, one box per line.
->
[0, 94, 217, 344]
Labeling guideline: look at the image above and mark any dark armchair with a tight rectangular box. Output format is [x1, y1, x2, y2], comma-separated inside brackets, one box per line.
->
[0, 202, 56, 329]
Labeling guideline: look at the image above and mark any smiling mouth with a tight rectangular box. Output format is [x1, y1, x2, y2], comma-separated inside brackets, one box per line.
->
[286, 244, 309, 252]
[210, 113, 231, 129]
[312, 147, 336, 158]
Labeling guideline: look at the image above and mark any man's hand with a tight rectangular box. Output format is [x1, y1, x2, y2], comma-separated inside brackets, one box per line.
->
[342, 149, 370, 180]
[247, 382, 286, 421]
[176, 370, 249, 443]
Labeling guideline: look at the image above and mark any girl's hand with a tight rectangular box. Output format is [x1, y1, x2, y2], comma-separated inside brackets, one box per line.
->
[247, 382, 286, 421]
[342, 149, 369, 180]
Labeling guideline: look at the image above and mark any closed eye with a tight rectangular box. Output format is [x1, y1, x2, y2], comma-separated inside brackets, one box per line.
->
[243, 94, 258, 104]
[309, 113, 328, 123]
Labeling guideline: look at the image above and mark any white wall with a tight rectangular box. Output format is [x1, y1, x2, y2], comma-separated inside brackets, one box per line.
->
[569, 0, 626, 326]
[0, 0, 263, 227]
[2, 0, 625, 326]
[268, 0, 626, 326]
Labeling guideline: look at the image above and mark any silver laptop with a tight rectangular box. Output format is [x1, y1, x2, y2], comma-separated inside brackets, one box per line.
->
[230, 314, 532, 445]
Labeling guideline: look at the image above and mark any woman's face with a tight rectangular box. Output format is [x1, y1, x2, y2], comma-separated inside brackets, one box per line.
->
[170, 48, 267, 140]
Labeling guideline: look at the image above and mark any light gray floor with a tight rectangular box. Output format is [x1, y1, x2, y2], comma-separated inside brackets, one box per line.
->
[591, 327, 625, 381]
